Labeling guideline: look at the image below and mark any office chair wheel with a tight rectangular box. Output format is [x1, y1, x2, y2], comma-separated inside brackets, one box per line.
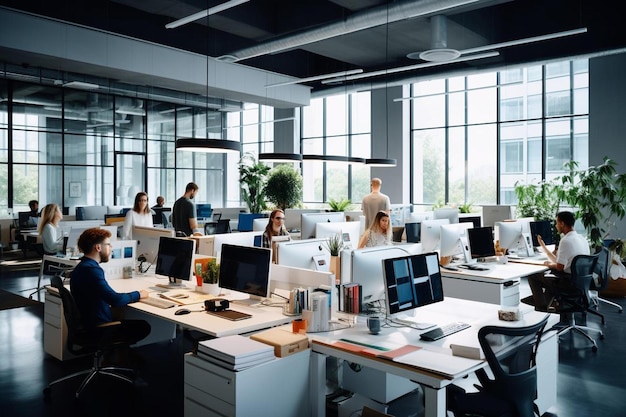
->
[592, 345, 598, 352]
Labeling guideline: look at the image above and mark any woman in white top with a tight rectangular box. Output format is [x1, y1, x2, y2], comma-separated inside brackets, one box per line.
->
[123, 192, 153, 239]
[38, 203, 64, 255]
[358, 210, 392, 249]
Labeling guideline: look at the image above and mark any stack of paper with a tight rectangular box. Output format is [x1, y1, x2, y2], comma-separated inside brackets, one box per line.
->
[197, 335, 276, 371]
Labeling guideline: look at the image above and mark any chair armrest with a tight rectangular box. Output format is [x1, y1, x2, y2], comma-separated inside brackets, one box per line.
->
[97, 321, 122, 327]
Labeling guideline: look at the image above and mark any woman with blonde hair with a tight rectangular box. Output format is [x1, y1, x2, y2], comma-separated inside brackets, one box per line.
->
[122, 191, 153, 239]
[357, 210, 392, 249]
[262, 209, 291, 262]
[38, 203, 64, 255]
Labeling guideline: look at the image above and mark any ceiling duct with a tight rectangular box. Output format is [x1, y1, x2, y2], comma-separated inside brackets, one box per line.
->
[410, 15, 461, 62]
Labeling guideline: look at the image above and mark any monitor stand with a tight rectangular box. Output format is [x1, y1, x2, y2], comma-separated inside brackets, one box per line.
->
[231, 295, 266, 307]
[155, 276, 185, 290]
[390, 313, 436, 330]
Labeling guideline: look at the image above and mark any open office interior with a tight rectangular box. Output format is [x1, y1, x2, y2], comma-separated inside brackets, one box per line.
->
[2, 2, 626, 416]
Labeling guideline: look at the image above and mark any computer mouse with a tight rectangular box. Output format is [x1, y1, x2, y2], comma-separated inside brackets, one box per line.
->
[174, 308, 191, 316]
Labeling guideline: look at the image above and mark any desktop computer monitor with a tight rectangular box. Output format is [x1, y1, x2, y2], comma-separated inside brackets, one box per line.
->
[459, 215, 481, 228]
[218, 244, 271, 300]
[433, 207, 459, 224]
[154, 236, 196, 287]
[529, 220, 554, 247]
[420, 219, 450, 252]
[301, 212, 345, 239]
[482, 205, 512, 228]
[133, 225, 176, 263]
[276, 238, 330, 270]
[467, 226, 496, 260]
[497, 221, 533, 257]
[315, 221, 361, 248]
[382, 252, 444, 327]
[350, 245, 414, 307]
[213, 231, 263, 259]
[196, 203, 212, 220]
[439, 222, 473, 262]
[404, 222, 421, 243]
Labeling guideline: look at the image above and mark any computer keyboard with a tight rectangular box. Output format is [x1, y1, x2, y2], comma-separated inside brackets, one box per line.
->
[139, 297, 176, 309]
[419, 322, 471, 341]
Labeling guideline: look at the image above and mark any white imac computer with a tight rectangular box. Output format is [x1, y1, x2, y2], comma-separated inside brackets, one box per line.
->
[497, 221, 533, 257]
[382, 252, 444, 329]
[276, 238, 330, 270]
[350, 245, 414, 309]
[133, 225, 176, 264]
[252, 218, 268, 232]
[213, 231, 263, 260]
[420, 218, 450, 252]
[315, 221, 361, 249]
[300, 212, 345, 239]
[284, 209, 321, 232]
[482, 205, 513, 228]
[433, 207, 460, 224]
[439, 222, 473, 263]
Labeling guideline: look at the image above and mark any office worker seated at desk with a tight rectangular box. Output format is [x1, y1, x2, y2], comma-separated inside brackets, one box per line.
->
[358, 210, 392, 249]
[38, 203, 64, 255]
[172, 182, 203, 237]
[262, 209, 290, 262]
[527, 211, 590, 311]
[70, 228, 151, 346]
[122, 191, 154, 239]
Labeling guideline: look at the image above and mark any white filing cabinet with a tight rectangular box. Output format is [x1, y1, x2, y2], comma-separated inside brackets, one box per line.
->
[441, 275, 520, 306]
[184, 349, 310, 417]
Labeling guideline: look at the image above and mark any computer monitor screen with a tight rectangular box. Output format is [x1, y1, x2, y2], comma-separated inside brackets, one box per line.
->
[154, 237, 196, 286]
[284, 209, 321, 232]
[383, 252, 444, 316]
[218, 244, 271, 299]
[439, 222, 473, 260]
[315, 221, 361, 248]
[66, 226, 90, 253]
[18, 211, 38, 228]
[133, 225, 176, 263]
[467, 226, 496, 259]
[420, 219, 450, 252]
[529, 220, 554, 246]
[482, 205, 512, 228]
[213, 231, 263, 259]
[459, 215, 481, 228]
[196, 203, 212, 219]
[497, 221, 533, 256]
[433, 207, 459, 224]
[152, 207, 171, 226]
[404, 222, 421, 243]
[300, 212, 345, 239]
[351, 245, 414, 306]
[277, 238, 330, 270]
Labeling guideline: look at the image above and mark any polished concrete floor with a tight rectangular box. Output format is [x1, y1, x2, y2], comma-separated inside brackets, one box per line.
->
[1, 268, 626, 417]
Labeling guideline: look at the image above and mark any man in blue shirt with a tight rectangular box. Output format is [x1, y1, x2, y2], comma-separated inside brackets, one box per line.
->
[70, 228, 151, 344]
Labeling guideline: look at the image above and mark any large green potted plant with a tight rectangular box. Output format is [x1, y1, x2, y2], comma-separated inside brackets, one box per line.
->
[514, 179, 562, 244]
[238, 152, 270, 213]
[557, 158, 626, 250]
[264, 164, 303, 211]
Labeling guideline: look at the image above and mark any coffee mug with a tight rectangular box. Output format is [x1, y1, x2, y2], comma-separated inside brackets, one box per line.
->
[367, 316, 381, 335]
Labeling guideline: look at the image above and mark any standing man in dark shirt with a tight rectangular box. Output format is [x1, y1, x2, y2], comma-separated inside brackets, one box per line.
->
[172, 182, 203, 236]
[70, 228, 151, 345]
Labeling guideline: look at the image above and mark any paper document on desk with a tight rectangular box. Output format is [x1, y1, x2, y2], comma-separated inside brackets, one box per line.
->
[159, 291, 205, 305]
[393, 349, 482, 378]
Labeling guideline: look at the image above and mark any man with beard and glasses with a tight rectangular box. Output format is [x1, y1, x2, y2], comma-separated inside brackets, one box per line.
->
[70, 228, 151, 345]
[172, 181, 203, 237]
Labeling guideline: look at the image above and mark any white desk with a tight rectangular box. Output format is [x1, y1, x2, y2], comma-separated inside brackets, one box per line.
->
[308, 298, 558, 417]
[441, 262, 547, 306]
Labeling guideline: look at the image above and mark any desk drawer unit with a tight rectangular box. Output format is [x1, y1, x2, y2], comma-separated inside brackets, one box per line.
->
[43, 291, 78, 361]
[184, 349, 310, 417]
[441, 276, 520, 306]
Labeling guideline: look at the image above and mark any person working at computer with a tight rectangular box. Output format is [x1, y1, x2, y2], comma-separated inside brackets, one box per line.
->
[361, 178, 390, 229]
[262, 209, 291, 262]
[70, 228, 151, 344]
[152, 195, 165, 209]
[172, 182, 203, 236]
[527, 211, 590, 311]
[358, 210, 392, 249]
[38, 203, 64, 255]
[122, 191, 154, 240]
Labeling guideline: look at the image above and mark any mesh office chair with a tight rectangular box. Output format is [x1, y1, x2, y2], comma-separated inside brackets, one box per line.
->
[588, 246, 623, 324]
[447, 315, 550, 417]
[44, 275, 136, 400]
[551, 254, 604, 352]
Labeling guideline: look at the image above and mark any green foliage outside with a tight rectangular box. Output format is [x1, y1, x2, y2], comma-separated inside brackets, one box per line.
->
[265, 164, 303, 210]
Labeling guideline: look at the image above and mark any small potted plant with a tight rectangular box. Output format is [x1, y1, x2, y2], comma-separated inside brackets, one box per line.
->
[201, 259, 220, 295]
[327, 198, 352, 212]
[324, 233, 344, 283]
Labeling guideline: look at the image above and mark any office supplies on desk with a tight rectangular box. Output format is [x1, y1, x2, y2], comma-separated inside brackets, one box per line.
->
[139, 296, 176, 309]
[420, 322, 471, 341]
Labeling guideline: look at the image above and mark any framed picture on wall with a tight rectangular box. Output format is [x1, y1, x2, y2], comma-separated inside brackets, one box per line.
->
[69, 182, 82, 198]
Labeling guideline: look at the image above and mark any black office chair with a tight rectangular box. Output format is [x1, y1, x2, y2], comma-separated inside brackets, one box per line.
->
[588, 246, 623, 324]
[447, 315, 550, 417]
[551, 254, 604, 352]
[44, 275, 137, 400]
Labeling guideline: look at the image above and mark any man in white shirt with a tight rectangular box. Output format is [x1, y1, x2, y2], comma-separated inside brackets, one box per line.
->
[361, 178, 390, 229]
[528, 211, 590, 311]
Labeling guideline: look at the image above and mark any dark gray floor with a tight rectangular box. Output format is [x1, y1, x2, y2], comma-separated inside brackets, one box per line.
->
[1, 266, 625, 416]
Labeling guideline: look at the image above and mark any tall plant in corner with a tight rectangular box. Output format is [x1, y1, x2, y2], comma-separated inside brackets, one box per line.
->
[265, 164, 303, 211]
[558, 158, 626, 250]
[238, 152, 270, 213]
